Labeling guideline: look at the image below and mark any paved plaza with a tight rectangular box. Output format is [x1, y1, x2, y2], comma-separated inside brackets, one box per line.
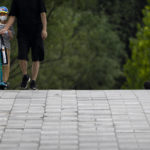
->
[0, 90, 150, 150]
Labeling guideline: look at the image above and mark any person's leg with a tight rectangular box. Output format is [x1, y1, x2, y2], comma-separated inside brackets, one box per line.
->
[2, 49, 10, 83]
[19, 60, 30, 89]
[29, 61, 40, 90]
[30, 33, 44, 89]
[19, 60, 28, 75]
[32, 61, 40, 81]
[17, 37, 30, 89]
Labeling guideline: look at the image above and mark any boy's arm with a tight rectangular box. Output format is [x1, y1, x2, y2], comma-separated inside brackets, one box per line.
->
[0, 16, 15, 35]
[8, 30, 13, 40]
[41, 12, 47, 40]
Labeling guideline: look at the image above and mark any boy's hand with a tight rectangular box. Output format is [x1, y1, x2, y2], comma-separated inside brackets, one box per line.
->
[41, 29, 47, 40]
[0, 28, 8, 35]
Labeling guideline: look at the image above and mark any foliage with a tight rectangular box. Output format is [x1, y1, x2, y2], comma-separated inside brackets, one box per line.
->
[0, 0, 146, 89]
[123, 1, 150, 89]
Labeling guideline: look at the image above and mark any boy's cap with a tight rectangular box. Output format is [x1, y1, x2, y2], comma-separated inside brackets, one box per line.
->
[0, 6, 8, 14]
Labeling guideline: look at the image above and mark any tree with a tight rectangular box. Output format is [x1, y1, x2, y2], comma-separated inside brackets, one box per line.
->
[0, 0, 147, 89]
[37, 9, 126, 89]
[123, 0, 150, 89]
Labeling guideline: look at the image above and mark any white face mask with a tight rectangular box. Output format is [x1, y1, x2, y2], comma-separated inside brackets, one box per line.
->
[0, 16, 7, 21]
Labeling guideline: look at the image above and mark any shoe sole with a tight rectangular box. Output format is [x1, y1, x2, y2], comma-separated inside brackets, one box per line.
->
[21, 78, 31, 89]
[30, 85, 37, 90]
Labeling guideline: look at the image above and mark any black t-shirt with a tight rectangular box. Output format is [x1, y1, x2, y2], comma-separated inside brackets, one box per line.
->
[9, 0, 46, 35]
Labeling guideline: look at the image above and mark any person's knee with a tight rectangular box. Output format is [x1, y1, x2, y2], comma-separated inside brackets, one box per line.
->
[19, 59, 28, 63]
[32, 61, 40, 64]
[2, 64, 9, 69]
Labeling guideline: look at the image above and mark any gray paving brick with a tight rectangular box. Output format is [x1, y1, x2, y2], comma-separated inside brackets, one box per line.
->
[0, 90, 150, 150]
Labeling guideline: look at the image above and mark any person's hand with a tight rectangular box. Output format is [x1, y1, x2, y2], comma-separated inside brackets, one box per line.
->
[41, 29, 47, 40]
[0, 28, 8, 35]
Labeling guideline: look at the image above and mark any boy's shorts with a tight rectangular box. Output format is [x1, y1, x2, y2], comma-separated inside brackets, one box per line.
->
[17, 33, 44, 62]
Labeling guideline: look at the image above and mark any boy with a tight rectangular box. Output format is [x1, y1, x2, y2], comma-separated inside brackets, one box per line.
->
[0, 6, 13, 89]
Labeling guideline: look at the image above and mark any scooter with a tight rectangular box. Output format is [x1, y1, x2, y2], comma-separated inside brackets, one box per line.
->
[0, 35, 8, 90]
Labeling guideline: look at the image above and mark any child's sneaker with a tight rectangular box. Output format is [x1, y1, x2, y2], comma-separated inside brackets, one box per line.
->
[30, 80, 37, 90]
[0, 82, 8, 90]
[21, 75, 30, 89]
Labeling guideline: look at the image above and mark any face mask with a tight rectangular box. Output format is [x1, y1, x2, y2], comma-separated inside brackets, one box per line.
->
[0, 16, 7, 21]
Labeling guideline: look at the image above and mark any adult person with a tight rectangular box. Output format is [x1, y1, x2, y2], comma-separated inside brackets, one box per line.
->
[0, 0, 47, 90]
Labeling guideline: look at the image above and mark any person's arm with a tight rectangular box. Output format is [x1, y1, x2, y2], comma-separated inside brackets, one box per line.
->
[8, 30, 13, 40]
[41, 12, 47, 40]
[0, 0, 17, 35]
[0, 16, 16, 35]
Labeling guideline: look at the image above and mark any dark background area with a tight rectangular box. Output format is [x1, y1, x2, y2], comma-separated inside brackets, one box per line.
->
[0, 0, 148, 89]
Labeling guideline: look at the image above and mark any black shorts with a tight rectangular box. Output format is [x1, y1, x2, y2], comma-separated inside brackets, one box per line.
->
[17, 33, 44, 62]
